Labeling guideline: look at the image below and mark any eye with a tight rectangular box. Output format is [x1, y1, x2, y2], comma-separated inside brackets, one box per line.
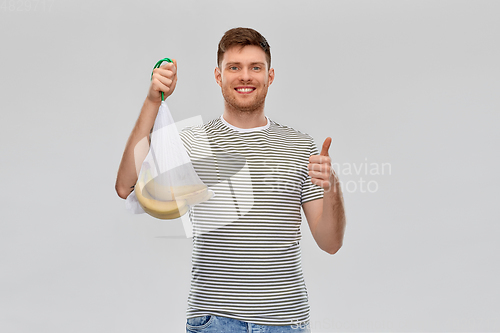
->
[229, 66, 238, 71]
[253, 66, 261, 71]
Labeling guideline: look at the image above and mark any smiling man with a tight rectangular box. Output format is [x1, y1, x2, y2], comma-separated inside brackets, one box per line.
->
[216, 40, 273, 125]
[115, 27, 346, 333]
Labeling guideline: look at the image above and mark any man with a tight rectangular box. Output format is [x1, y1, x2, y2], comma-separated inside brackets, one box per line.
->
[115, 27, 346, 333]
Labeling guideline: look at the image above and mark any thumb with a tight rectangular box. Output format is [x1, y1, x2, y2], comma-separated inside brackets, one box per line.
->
[320, 137, 332, 156]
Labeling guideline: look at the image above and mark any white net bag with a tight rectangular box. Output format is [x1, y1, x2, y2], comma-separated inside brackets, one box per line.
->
[126, 58, 213, 221]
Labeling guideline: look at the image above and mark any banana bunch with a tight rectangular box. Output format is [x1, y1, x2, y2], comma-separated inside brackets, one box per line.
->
[135, 172, 211, 219]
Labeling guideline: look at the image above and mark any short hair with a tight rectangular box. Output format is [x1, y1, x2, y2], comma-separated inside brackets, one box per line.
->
[217, 27, 271, 69]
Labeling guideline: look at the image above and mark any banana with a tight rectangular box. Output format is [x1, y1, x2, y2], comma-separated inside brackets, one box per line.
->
[135, 172, 211, 219]
[143, 174, 211, 205]
[135, 181, 189, 220]
[175, 185, 212, 205]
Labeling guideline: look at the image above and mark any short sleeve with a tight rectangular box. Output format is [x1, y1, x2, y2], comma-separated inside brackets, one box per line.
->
[179, 127, 193, 158]
[301, 136, 324, 205]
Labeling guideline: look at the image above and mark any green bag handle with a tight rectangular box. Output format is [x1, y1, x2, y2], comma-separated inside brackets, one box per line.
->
[151, 58, 173, 101]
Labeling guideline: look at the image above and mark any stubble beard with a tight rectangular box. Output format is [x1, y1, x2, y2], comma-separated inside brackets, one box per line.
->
[222, 85, 268, 113]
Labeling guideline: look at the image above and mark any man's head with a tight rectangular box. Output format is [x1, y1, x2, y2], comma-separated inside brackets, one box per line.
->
[215, 28, 274, 114]
[217, 27, 271, 70]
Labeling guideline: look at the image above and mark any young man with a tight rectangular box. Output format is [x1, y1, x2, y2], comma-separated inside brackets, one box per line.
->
[115, 27, 346, 332]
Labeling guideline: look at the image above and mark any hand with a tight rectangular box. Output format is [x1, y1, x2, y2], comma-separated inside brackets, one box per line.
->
[308, 137, 336, 192]
[147, 59, 178, 103]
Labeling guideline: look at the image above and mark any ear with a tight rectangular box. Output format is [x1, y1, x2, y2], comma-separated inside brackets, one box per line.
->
[214, 67, 222, 87]
[268, 67, 275, 86]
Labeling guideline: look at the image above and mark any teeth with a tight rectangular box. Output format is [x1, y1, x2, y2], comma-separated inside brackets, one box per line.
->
[236, 88, 254, 92]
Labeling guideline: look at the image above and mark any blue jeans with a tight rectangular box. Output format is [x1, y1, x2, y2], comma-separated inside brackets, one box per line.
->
[186, 315, 311, 332]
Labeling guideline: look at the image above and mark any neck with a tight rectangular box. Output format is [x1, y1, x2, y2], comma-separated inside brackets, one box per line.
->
[222, 103, 267, 129]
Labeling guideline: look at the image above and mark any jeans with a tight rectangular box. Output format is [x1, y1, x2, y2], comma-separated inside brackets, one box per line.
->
[186, 315, 311, 333]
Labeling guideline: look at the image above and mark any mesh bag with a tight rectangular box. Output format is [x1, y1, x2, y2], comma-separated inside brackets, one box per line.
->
[126, 58, 213, 221]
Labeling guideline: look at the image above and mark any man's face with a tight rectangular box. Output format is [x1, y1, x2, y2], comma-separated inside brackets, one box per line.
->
[215, 45, 274, 113]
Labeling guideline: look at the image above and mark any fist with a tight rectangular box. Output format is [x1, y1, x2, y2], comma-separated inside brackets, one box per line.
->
[308, 137, 336, 192]
[148, 59, 178, 103]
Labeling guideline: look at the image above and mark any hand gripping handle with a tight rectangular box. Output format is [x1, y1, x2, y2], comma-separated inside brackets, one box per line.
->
[151, 58, 173, 101]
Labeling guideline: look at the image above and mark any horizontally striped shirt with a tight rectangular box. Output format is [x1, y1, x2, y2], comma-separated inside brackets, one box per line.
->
[179, 115, 324, 325]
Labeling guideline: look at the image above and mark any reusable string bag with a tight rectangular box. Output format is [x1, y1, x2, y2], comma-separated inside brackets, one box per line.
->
[126, 58, 213, 222]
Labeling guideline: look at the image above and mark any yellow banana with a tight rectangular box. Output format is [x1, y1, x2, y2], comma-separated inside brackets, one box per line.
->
[135, 171, 211, 219]
[135, 181, 189, 219]
[175, 185, 211, 205]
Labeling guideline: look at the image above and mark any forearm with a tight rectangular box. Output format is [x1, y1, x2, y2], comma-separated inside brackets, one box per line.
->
[115, 98, 161, 199]
[312, 182, 346, 254]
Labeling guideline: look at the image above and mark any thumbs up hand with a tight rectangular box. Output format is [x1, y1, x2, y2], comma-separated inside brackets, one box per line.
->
[308, 137, 336, 192]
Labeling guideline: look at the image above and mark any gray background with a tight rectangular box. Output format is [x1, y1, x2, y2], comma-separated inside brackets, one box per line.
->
[1, 0, 499, 332]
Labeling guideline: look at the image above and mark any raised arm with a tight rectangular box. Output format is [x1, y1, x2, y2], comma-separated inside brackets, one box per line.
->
[115, 59, 178, 199]
[303, 137, 346, 254]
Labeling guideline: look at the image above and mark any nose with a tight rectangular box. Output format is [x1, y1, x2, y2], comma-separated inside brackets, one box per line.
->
[239, 68, 252, 82]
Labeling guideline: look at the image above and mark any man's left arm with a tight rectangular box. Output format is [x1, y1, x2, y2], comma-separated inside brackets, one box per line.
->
[303, 137, 346, 254]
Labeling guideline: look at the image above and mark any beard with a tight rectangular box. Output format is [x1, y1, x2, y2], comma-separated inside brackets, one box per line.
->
[221, 85, 268, 113]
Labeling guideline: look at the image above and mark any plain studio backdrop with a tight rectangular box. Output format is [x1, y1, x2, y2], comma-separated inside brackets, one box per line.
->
[1, 1, 499, 332]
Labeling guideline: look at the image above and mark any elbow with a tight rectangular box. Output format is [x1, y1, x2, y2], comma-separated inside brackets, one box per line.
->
[323, 241, 343, 255]
[115, 183, 131, 200]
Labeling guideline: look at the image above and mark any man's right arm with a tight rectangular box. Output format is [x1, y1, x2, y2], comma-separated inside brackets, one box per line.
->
[115, 60, 178, 199]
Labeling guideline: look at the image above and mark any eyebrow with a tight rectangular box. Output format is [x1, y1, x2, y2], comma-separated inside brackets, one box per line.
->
[225, 62, 266, 67]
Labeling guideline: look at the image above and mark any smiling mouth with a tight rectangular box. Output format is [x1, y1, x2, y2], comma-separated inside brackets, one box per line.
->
[235, 87, 256, 93]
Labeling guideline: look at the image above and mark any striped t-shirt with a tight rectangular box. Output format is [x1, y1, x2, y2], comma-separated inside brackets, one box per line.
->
[179, 115, 324, 325]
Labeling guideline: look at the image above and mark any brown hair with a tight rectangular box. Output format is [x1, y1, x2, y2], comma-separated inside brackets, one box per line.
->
[217, 27, 271, 69]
